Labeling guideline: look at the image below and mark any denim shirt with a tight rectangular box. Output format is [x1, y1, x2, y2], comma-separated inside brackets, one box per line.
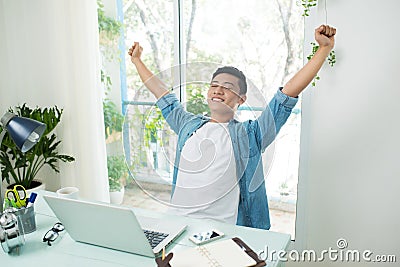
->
[156, 89, 298, 229]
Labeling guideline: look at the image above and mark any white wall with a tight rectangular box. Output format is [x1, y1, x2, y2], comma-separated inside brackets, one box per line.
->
[291, 0, 400, 266]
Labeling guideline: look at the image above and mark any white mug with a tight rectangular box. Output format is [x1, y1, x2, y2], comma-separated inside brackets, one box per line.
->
[56, 187, 79, 199]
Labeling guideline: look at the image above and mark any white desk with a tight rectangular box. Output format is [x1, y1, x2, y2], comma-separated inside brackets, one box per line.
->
[0, 191, 290, 266]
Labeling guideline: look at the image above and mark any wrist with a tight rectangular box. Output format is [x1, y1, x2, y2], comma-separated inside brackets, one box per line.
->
[316, 45, 332, 57]
[131, 57, 142, 66]
[317, 45, 333, 53]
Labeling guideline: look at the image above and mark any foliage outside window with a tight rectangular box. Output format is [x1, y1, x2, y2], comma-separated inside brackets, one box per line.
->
[97, 1, 129, 191]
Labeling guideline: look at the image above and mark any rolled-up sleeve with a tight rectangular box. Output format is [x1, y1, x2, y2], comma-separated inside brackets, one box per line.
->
[156, 93, 196, 135]
[272, 87, 298, 108]
[256, 88, 298, 150]
[156, 93, 179, 112]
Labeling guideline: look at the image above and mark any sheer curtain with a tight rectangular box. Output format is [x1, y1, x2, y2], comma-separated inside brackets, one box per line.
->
[0, 0, 109, 202]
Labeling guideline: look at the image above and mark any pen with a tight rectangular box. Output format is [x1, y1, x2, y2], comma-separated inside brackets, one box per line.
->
[162, 247, 165, 260]
[26, 192, 38, 208]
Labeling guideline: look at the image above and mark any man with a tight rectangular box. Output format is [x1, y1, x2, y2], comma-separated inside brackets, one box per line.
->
[129, 25, 336, 229]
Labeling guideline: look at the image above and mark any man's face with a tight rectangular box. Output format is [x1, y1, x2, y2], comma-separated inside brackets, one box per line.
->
[207, 73, 246, 115]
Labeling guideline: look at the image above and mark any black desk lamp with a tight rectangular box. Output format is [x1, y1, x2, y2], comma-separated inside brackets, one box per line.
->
[0, 112, 46, 213]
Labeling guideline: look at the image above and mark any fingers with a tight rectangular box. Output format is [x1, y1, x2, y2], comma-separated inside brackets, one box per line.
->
[323, 25, 336, 37]
[316, 25, 336, 37]
[128, 42, 137, 56]
[165, 253, 173, 261]
[128, 42, 141, 57]
[155, 253, 173, 267]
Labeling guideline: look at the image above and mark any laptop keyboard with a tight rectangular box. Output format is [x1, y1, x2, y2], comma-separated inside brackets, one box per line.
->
[143, 229, 169, 249]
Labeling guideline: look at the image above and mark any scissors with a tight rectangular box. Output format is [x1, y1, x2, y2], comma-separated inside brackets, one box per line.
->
[5, 185, 27, 208]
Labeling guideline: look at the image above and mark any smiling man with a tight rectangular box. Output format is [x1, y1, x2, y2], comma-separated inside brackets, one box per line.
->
[129, 24, 336, 229]
[207, 68, 247, 123]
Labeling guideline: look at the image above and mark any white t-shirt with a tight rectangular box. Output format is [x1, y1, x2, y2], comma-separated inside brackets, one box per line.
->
[170, 122, 240, 224]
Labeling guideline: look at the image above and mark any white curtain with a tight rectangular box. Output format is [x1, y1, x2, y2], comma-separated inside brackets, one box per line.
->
[0, 0, 110, 202]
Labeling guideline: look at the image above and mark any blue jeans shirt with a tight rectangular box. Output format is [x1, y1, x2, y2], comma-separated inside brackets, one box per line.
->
[156, 89, 298, 229]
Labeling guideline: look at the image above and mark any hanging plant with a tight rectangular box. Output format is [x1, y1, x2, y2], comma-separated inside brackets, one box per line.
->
[97, 0, 123, 62]
[301, 0, 318, 17]
[303, 0, 337, 86]
[307, 42, 336, 86]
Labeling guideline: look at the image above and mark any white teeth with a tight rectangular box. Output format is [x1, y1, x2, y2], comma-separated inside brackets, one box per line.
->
[212, 98, 223, 102]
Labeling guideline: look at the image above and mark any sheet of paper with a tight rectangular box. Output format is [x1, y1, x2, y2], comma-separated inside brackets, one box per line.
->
[170, 239, 257, 267]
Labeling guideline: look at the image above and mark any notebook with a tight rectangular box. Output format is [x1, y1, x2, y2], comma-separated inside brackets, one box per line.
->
[43, 195, 187, 257]
[169, 237, 266, 267]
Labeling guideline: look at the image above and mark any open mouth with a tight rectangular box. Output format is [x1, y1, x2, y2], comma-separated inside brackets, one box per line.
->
[211, 97, 224, 102]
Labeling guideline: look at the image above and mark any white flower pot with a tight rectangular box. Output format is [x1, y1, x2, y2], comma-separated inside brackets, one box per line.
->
[26, 180, 46, 196]
[4, 180, 46, 196]
[110, 187, 125, 205]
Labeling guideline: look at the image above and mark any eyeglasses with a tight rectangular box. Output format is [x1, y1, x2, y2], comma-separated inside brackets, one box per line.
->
[43, 222, 65, 246]
[210, 82, 237, 92]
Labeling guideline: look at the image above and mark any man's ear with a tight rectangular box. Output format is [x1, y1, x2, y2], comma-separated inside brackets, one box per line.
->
[238, 95, 247, 105]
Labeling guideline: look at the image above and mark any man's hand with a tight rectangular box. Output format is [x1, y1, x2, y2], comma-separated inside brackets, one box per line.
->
[155, 252, 173, 267]
[315, 25, 336, 49]
[128, 42, 143, 64]
[282, 25, 337, 97]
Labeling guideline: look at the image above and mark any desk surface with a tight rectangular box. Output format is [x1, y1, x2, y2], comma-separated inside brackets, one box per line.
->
[0, 191, 290, 267]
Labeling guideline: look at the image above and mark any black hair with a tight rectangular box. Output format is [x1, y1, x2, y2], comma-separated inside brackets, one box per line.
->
[211, 66, 247, 95]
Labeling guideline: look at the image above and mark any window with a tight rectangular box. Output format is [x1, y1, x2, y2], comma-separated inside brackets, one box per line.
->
[116, 0, 303, 239]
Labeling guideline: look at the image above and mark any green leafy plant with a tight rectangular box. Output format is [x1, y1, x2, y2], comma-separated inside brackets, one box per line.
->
[143, 84, 210, 146]
[97, 0, 123, 62]
[101, 70, 124, 140]
[97, 0, 122, 37]
[186, 83, 210, 115]
[103, 99, 124, 139]
[97, 2, 124, 140]
[101, 68, 126, 188]
[107, 155, 127, 191]
[327, 49, 336, 67]
[307, 42, 337, 86]
[102, 71, 124, 139]
[301, 0, 318, 17]
[0, 104, 75, 189]
[144, 109, 164, 146]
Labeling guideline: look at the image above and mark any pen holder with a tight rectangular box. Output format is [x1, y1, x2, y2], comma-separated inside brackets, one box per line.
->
[13, 206, 36, 234]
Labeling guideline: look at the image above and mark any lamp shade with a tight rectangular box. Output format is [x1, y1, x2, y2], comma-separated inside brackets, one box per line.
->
[1, 112, 46, 153]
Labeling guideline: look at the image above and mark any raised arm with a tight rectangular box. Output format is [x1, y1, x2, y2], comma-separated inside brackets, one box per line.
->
[282, 25, 336, 97]
[128, 42, 169, 99]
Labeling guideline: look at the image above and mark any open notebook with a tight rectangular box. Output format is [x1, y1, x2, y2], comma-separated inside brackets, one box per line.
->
[169, 237, 265, 267]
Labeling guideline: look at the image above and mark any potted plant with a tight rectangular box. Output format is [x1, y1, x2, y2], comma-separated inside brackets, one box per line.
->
[107, 155, 127, 204]
[0, 104, 75, 190]
[103, 94, 124, 143]
[102, 70, 129, 204]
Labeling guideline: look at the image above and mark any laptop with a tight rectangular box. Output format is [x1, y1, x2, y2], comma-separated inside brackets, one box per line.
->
[43, 195, 187, 257]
